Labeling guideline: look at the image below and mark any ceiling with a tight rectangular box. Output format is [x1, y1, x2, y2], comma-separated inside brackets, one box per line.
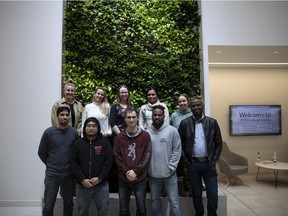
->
[208, 45, 288, 67]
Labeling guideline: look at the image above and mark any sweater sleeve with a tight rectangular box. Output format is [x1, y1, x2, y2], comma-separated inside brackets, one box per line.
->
[38, 130, 49, 164]
[113, 134, 129, 175]
[168, 128, 181, 172]
[133, 133, 152, 175]
[70, 141, 86, 183]
[138, 105, 146, 130]
[109, 104, 117, 128]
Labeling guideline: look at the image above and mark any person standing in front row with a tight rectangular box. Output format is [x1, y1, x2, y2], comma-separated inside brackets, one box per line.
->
[38, 106, 79, 216]
[178, 98, 222, 216]
[71, 117, 113, 216]
[113, 107, 152, 216]
[147, 105, 182, 216]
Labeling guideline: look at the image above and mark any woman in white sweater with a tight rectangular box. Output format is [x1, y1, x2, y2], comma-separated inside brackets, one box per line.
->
[139, 88, 169, 130]
[81, 87, 112, 137]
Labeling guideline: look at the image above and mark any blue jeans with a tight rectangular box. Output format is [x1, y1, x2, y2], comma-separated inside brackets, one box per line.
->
[43, 175, 74, 216]
[149, 173, 180, 216]
[118, 178, 147, 216]
[188, 161, 218, 216]
[76, 182, 109, 216]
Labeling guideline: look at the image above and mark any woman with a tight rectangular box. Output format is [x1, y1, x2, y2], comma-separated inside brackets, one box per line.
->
[170, 93, 192, 129]
[51, 79, 83, 135]
[71, 117, 113, 216]
[109, 84, 135, 136]
[109, 84, 135, 192]
[171, 93, 192, 197]
[81, 87, 112, 137]
[139, 88, 169, 130]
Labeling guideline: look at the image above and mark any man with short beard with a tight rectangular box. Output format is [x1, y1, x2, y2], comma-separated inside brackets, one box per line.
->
[147, 105, 182, 216]
[38, 106, 79, 216]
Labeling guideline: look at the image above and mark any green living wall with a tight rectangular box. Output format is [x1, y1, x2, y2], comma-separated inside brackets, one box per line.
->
[63, 0, 201, 112]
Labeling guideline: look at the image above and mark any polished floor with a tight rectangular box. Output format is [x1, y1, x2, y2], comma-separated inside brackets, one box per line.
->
[0, 173, 287, 216]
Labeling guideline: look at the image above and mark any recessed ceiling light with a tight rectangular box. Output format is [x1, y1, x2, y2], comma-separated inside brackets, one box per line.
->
[273, 51, 279, 54]
[216, 51, 222, 54]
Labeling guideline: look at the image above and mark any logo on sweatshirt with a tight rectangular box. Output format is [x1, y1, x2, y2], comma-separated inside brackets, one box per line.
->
[94, 146, 102, 155]
[128, 143, 136, 161]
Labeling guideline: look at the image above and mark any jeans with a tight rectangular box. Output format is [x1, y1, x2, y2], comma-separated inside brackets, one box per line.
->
[188, 161, 218, 216]
[118, 178, 147, 216]
[43, 175, 74, 216]
[76, 182, 109, 216]
[149, 173, 180, 216]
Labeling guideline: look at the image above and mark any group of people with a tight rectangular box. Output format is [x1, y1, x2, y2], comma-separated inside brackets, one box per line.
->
[38, 81, 223, 216]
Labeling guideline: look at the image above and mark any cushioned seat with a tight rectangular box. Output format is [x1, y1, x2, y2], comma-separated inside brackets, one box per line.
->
[218, 141, 249, 187]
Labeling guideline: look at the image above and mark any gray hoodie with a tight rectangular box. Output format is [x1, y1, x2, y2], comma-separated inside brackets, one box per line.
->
[147, 122, 181, 178]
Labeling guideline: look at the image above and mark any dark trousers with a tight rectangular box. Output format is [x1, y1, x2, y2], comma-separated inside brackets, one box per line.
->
[43, 175, 74, 216]
[188, 161, 218, 216]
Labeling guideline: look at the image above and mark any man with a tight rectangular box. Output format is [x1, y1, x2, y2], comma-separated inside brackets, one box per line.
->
[38, 106, 79, 216]
[147, 105, 182, 216]
[71, 117, 113, 216]
[113, 107, 152, 216]
[178, 98, 223, 216]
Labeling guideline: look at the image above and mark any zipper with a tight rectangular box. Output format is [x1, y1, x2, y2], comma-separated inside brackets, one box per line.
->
[89, 141, 92, 179]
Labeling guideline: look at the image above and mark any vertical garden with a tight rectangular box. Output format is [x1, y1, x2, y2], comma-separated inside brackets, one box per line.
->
[63, 0, 201, 112]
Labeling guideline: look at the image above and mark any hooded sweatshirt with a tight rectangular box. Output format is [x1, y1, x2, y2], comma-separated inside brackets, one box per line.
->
[147, 122, 181, 178]
[71, 134, 113, 185]
[113, 127, 152, 183]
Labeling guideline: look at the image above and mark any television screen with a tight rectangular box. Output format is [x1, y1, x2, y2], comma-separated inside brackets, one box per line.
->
[229, 105, 281, 136]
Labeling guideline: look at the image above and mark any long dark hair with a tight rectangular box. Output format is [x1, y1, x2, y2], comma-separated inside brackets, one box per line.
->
[83, 117, 101, 137]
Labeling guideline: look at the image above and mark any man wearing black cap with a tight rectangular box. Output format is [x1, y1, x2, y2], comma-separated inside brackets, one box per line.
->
[38, 106, 79, 216]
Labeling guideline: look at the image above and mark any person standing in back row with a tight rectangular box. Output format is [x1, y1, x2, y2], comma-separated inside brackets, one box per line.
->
[171, 93, 192, 197]
[51, 79, 83, 135]
[139, 88, 169, 130]
[38, 106, 79, 216]
[178, 98, 222, 216]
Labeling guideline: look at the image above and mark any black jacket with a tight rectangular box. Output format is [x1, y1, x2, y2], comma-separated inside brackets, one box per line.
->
[178, 115, 222, 166]
[71, 134, 113, 185]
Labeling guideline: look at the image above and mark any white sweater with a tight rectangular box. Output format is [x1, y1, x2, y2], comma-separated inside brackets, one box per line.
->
[81, 102, 112, 136]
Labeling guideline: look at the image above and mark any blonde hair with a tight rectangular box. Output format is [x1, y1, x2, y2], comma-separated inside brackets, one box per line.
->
[94, 87, 110, 115]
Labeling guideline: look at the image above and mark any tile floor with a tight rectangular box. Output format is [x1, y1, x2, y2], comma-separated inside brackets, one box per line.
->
[0, 173, 287, 216]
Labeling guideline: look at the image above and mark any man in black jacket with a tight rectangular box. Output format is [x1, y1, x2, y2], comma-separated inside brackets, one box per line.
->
[178, 98, 222, 216]
[71, 117, 113, 216]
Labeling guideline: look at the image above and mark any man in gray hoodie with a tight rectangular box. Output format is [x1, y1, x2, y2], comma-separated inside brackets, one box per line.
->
[147, 105, 182, 216]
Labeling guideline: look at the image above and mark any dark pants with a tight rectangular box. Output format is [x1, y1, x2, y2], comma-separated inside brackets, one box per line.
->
[43, 175, 74, 216]
[188, 161, 218, 216]
[118, 179, 147, 216]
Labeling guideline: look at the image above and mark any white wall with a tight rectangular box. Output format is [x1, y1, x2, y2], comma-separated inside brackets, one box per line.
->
[210, 67, 288, 172]
[0, 1, 63, 206]
[200, 1, 288, 114]
[200, 1, 288, 172]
